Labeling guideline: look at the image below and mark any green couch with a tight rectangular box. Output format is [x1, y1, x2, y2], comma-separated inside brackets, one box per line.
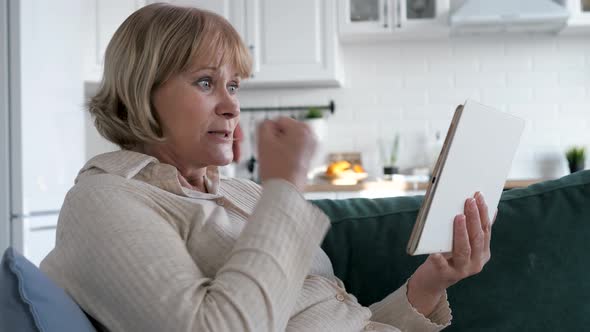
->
[315, 169, 590, 331]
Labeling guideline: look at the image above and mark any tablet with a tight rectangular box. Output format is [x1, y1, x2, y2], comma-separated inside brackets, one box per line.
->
[407, 100, 525, 256]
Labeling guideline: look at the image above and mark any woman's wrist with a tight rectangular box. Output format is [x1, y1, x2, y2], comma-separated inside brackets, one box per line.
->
[406, 271, 446, 317]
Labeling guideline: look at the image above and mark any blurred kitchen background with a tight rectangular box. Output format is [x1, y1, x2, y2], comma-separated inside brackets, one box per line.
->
[1, 0, 590, 264]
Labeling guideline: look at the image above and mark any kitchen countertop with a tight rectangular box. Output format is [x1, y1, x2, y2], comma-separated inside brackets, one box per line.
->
[304, 177, 547, 193]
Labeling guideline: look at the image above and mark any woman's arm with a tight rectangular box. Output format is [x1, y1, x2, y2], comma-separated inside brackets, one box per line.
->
[368, 192, 492, 331]
[45, 178, 329, 332]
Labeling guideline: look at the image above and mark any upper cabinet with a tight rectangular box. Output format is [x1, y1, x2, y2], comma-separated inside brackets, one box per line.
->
[83, 0, 343, 88]
[82, 0, 144, 83]
[242, 0, 343, 88]
[338, 0, 451, 41]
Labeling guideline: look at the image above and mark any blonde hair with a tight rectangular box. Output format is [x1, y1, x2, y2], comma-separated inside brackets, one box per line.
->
[88, 3, 252, 149]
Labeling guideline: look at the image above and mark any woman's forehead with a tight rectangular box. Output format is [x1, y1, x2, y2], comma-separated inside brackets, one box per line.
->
[187, 56, 239, 75]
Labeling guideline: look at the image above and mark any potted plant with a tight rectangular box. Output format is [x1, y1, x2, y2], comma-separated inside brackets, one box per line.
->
[566, 146, 586, 173]
[379, 134, 400, 180]
[303, 107, 326, 142]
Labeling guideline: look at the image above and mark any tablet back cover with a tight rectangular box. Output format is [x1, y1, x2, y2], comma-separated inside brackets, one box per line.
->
[413, 100, 525, 255]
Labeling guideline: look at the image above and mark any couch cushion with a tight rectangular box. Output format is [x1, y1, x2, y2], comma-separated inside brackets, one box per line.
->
[0, 248, 96, 332]
[316, 170, 590, 331]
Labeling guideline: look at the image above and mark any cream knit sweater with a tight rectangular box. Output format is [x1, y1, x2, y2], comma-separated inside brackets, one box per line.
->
[40, 150, 451, 332]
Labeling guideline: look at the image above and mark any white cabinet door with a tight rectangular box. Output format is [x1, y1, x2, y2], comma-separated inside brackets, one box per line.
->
[161, 0, 248, 38]
[83, 0, 145, 82]
[243, 0, 343, 87]
[339, 0, 451, 41]
[339, 0, 396, 35]
[84, 0, 342, 87]
[160, 0, 231, 17]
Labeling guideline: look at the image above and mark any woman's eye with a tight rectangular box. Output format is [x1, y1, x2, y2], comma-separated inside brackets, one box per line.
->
[228, 83, 240, 94]
[195, 78, 212, 90]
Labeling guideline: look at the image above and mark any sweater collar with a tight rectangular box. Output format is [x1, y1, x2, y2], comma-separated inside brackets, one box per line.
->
[77, 150, 221, 198]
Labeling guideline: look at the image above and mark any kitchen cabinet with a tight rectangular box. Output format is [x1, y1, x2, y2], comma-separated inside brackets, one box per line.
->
[83, 0, 343, 88]
[241, 0, 343, 88]
[338, 0, 451, 41]
[83, 0, 145, 83]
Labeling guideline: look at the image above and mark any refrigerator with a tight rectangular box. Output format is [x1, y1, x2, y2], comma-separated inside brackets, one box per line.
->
[1, 0, 85, 265]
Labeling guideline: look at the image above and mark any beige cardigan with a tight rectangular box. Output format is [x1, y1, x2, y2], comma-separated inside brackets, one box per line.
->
[40, 150, 452, 332]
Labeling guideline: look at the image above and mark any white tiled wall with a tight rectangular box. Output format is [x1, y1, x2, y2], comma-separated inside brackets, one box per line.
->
[237, 35, 590, 180]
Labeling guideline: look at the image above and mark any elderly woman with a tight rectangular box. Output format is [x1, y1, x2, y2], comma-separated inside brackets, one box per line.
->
[41, 3, 493, 332]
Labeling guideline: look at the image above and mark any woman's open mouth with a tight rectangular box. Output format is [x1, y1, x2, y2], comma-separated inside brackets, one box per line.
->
[207, 130, 233, 142]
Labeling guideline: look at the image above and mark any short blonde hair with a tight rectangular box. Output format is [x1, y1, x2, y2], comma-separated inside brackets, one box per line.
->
[88, 3, 252, 149]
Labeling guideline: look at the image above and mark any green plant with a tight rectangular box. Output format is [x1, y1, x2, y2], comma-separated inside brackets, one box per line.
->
[380, 134, 400, 166]
[304, 107, 323, 119]
[566, 146, 586, 166]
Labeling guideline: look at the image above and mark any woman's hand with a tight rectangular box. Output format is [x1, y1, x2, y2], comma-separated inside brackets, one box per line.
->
[232, 123, 244, 162]
[407, 191, 494, 317]
[257, 117, 317, 192]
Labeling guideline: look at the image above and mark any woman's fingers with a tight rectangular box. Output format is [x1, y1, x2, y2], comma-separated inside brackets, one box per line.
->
[475, 192, 492, 262]
[464, 197, 485, 260]
[452, 214, 471, 269]
[475, 192, 491, 232]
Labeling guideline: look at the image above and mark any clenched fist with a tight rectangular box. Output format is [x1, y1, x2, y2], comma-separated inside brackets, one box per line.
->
[257, 117, 317, 192]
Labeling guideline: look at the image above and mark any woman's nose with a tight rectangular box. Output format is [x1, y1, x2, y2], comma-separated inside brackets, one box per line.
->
[215, 92, 240, 119]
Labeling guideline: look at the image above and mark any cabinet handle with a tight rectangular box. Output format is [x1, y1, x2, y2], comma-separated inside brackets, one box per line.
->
[383, 1, 389, 28]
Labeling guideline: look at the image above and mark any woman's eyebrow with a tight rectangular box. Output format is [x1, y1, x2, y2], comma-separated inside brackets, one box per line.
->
[189, 66, 218, 74]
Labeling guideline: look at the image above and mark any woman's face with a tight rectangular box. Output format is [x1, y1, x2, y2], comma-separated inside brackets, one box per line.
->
[151, 61, 241, 168]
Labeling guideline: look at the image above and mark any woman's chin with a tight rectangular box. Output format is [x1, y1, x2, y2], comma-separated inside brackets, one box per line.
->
[208, 152, 233, 167]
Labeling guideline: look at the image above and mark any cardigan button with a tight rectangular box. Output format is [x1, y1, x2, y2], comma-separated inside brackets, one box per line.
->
[335, 293, 345, 302]
[216, 199, 224, 206]
[364, 322, 375, 331]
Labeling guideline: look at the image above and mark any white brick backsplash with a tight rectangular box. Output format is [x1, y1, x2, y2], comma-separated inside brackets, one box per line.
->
[507, 72, 558, 88]
[557, 37, 590, 55]
[455, 72, 506, 88]
[404, 74, 454, 88]
[401, 105, 456, 121]
[533, 55, 586, 71]
[428, 88, 480, 105]
[504, 37, 557, 57]
[558, 103, 590, 115]
[364, 107, 403, 123]
[480, 55, 533, 72]
[533, 87, 587, 103]
[400, 41, 453, 58]
[376, 89, 428, 106]
[427, 55, 480, 73]
[481, 88, 533, 104]
[237, 37, 589, 179]
[558, 70, 590, 86]
[377, 56, 428, 75]
[332, 88, 379, 107]
[452, 37, 505, 57]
